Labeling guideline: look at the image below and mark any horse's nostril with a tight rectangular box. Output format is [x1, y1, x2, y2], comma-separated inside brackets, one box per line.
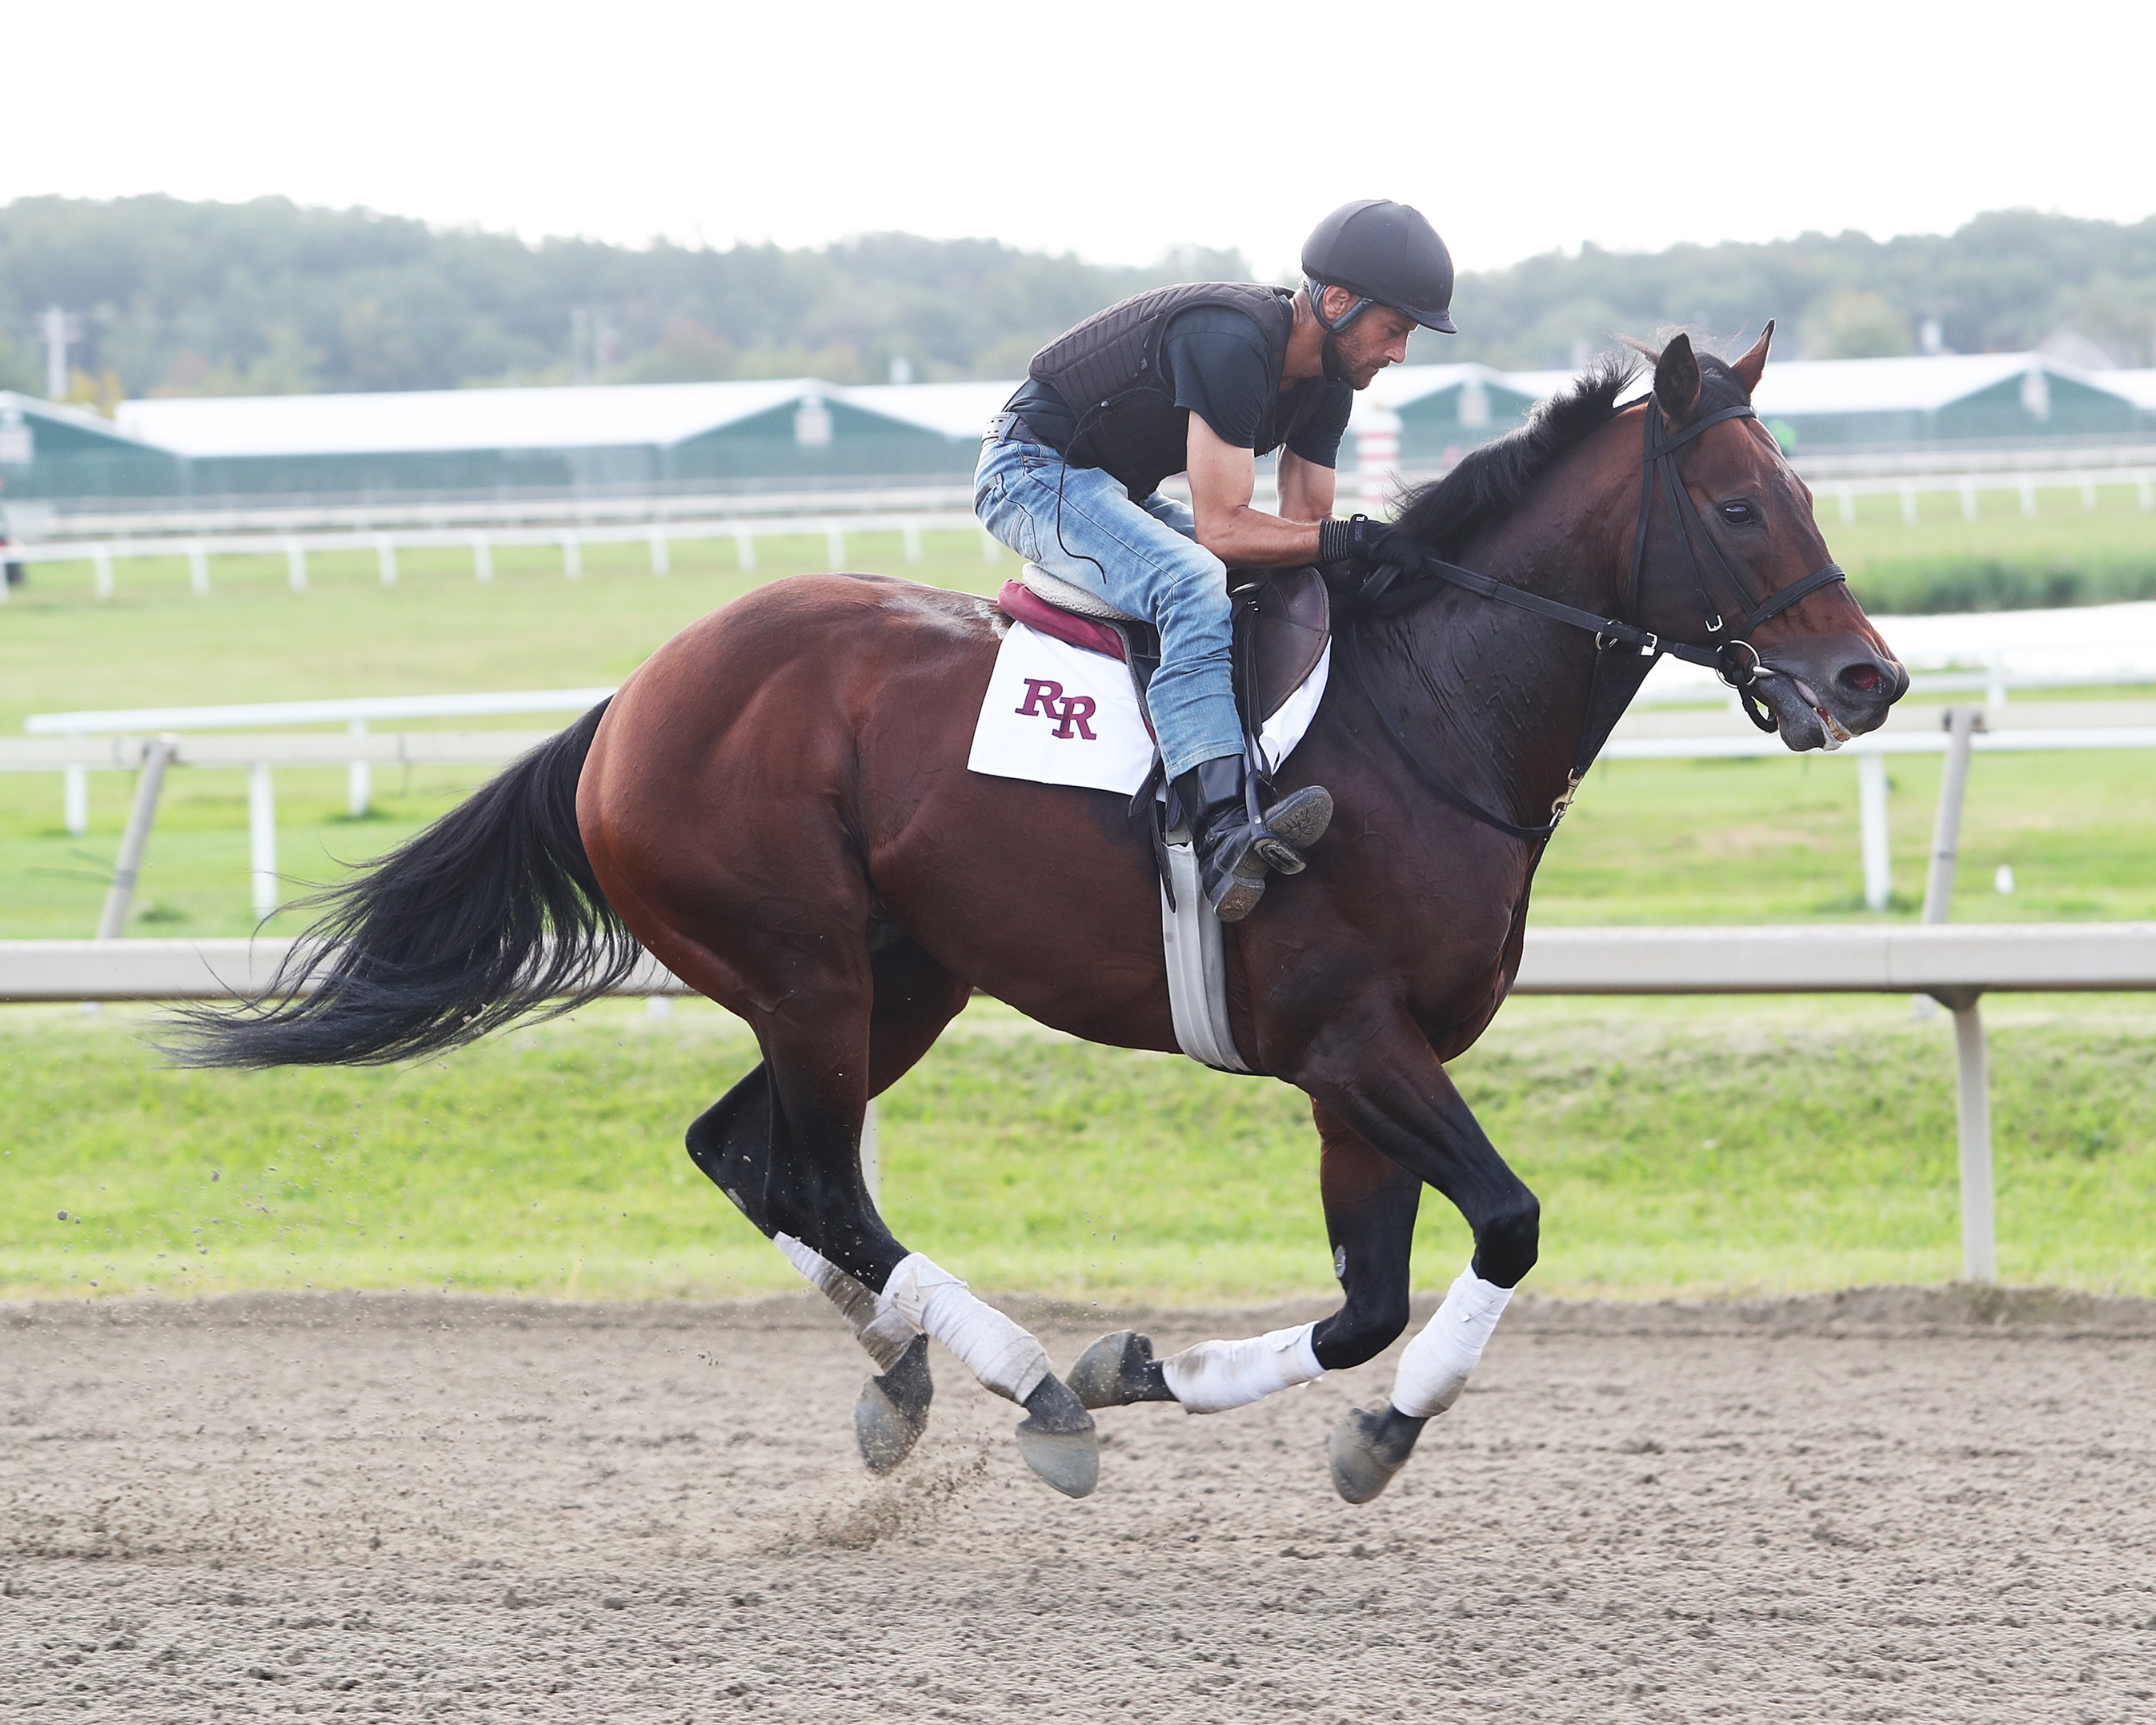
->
[1840, 663, 1883, 696]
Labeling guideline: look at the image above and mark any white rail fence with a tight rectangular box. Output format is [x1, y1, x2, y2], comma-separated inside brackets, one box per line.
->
[0, 511, 995, 602]
[9, 461, 2155, 604]
[11, 692, 2155, 923]
[10, 690, 612, 915]
[31, 483, 984, 543]
[1605, 708, 2156, 913]
[1817, 467, 2156, 526]
[6, 921, 2151, 1284]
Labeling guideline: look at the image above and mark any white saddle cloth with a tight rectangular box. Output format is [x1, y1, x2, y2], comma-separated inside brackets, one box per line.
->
[967, 621, 1329, 796]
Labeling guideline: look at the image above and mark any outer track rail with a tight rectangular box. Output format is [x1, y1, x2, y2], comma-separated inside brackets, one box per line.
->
[7, 925, 2154, 1285]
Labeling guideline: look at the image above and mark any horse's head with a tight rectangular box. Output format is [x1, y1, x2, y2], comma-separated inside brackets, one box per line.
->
[1630, 326, 1907, 751]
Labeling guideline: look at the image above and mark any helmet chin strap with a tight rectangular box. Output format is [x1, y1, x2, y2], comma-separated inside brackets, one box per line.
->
[1320, 332, 1349, 384]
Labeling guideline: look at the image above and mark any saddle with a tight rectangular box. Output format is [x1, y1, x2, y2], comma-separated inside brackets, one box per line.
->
[992, 563, 1332, 1080]
[996, 562, 1331, 733]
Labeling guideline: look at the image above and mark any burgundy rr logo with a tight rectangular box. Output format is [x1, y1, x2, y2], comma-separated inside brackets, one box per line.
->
[1015, 678, 1098, 740]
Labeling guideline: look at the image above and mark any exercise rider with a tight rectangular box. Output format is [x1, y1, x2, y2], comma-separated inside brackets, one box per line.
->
[976, 198, 1457, 919]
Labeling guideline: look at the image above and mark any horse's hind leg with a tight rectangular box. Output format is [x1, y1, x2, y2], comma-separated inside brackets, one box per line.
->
[707, 1090, 928, 1474]
[685, 937, 1100, 1497]
[1071, 1105, 1418, 1415]
[764, 937, 965, 1474]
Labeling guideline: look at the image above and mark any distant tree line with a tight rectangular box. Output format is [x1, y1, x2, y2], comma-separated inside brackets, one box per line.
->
[2, 195, 2153, 406]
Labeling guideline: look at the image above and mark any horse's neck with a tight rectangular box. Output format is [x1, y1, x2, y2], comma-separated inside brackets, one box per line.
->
[1388, 476, 1629, 824]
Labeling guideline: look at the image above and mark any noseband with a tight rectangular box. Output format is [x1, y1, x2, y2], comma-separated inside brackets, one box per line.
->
[1342, 390, 1849, 842]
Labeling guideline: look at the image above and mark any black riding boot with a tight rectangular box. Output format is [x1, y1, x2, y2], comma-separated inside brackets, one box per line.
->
[1172, 753, 1334, 923]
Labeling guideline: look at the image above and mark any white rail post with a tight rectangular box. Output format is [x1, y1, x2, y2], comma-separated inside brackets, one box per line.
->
[1922, 707, 1979, 924]
[1857, 750, 1891, 911]
[732, 528, 757, 573]
[1836, 483, 1856, 525]
[472, 534, 494, 585]
[647, 528, 670, 575]
[63, 763, 88, 836]
[1957, 477, 1978, 522]
[248, 761, 279, 922]
[980, 528, 1000, 563]
[2017, 475, 2038, 519]
[1986, 652, 2007, 710]
[901, 520, 923, 564]
[824, 527, 846, 570]
[860, 1098, 880, 1208]
[2138, 472, 2154, 512]
[92, 548, 114, 600]
[1914, 706, 1980, 1019]
[561, 535, 583, 580]
[1949, 996, 1997, 1283]
[187, 542, 210, 597]
[347, 720, 371, 818]
[97, 736, 174, 939]
[285, 540, 307, 592]
[375, 536, 399, 588]
[1898, 481, 1918, 525]
[2078, 473, 2097, 512]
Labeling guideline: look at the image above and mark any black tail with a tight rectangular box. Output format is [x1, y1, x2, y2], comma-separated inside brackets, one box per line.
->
[167, 701, 639, 1067]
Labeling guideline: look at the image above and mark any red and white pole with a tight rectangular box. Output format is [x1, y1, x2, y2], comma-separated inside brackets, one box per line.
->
[1354, 407, 1401, 516]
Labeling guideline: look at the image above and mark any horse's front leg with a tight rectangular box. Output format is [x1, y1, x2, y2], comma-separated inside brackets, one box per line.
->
[1295, 1011, 1538, 1502]
[1066, 1108, 1421, 1415]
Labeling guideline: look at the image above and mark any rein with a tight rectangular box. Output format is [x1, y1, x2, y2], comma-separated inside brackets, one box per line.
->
[1342, 393, 1848, 842]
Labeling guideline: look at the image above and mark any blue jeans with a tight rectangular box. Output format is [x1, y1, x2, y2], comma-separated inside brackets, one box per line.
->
[974, 432, 1241, 780]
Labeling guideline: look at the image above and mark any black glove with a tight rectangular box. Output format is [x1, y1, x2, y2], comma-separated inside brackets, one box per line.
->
[1316, 513, 1397, 573]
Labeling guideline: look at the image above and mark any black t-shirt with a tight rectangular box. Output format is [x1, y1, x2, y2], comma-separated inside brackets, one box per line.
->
[1006, 304, 1353, 473]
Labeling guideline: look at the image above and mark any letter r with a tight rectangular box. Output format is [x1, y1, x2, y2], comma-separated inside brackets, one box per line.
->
[1016, 678, 1064, 718]
[1052, 695, 1098, 740]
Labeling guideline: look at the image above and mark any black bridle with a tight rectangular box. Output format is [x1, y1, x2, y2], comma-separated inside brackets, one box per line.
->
[1340, 390, 1849, 842]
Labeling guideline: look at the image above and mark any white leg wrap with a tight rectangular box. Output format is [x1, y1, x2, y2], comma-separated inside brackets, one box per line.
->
[1389, 1266, 1513, 1419]
[773, 1232, 917, 1372]
[883, 1252, 1052, 1405]
[1160, 1321, 1324, 1415]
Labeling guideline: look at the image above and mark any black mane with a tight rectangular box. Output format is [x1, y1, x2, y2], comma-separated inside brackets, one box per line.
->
[1390, 353, 1643, 558]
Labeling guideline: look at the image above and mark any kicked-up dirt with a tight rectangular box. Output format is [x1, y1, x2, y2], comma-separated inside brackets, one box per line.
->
[2, 1286, 2153, 1722]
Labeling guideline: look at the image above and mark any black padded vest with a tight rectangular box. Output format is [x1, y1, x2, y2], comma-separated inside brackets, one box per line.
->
[1028, 282, 1314, 499]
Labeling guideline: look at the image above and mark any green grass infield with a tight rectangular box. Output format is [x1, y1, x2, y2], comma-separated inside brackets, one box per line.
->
[5, 993, 2150, 1305]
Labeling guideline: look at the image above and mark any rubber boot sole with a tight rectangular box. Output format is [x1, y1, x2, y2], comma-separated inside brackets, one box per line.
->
[1252, 786, 1333, 875]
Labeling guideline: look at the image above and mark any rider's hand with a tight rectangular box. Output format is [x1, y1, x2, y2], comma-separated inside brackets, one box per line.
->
[1316, 514, 1397, 573]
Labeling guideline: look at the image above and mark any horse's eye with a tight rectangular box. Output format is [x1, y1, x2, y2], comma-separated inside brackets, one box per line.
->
[1720, 500, 1756, 525]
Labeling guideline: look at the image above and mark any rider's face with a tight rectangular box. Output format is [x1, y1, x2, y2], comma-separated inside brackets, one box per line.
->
[1323, 292, 1418, 389]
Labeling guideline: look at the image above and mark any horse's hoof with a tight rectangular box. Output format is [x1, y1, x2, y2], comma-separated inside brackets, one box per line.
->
[853, 1334, 932, 1474]
[1328, 1404, 1428, 1505]
[1068, 1330, 1176, 1409]
[1014, 1373, 1100, 1499]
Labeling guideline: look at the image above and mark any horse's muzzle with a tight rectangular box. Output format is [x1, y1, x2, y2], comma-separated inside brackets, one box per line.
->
[1757, 637, 1908, 752]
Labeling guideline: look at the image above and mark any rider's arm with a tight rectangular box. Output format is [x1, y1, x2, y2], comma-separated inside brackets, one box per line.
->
[1187, 413, 1324, 568]
[1276, 449, 1336, 524]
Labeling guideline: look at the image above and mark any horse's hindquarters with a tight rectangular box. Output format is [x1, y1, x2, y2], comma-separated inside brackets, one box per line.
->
[576, 575, 1179, 1052]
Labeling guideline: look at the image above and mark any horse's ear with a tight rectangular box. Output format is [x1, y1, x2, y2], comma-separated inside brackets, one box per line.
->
[1653, 332, 1701, 421]
[1730, 319, 1774, 395]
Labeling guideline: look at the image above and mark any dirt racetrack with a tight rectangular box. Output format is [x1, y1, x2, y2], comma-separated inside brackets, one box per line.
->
[3, 1287, 2154, 1723]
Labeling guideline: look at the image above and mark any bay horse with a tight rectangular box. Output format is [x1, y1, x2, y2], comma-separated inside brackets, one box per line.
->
[178, 329, 1906, 1502]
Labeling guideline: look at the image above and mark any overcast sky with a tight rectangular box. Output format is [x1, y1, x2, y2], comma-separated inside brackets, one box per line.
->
[10, 0, 2150, 274]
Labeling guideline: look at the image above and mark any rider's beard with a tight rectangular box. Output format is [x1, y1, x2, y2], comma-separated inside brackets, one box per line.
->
[1324, 328, 1385, 389]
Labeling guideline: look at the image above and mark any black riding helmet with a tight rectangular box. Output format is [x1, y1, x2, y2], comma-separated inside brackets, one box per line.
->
[1301, 199, 1457, 337]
